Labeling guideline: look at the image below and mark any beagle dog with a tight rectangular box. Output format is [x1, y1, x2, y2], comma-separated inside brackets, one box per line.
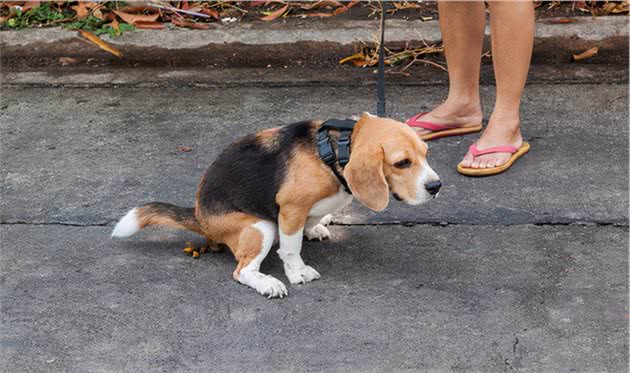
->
[112, 113, 441, 298]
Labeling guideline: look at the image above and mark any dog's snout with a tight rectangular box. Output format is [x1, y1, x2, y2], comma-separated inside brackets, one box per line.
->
[425, 180, 442, 196]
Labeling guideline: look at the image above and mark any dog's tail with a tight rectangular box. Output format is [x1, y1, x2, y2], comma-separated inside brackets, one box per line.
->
[111, 202, 204, 237]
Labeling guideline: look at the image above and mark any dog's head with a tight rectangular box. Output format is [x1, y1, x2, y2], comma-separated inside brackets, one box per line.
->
[344, 113, 441, 211]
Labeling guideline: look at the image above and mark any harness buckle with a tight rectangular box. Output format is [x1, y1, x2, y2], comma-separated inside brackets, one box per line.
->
[317, 135, 336, 165]
[317, 119, 356, 195]
[337, 131, 351, 167]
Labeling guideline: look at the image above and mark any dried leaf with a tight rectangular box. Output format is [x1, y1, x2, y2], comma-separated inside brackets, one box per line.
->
[113, 10, 159, 25]
[177, 146, 192, 153]
[172, 17, 209, 29]
[186, 5, 202, 12]
[300, 1, 343, 10]
[546, 18, 575, 24]
[612, 2, 630, 13]
[200, 8, 219, 19]
[134, 21, 165, 29]
[260, 4, 288, 21]
[572, 47, 599, 62]
[110, 18, 120, 31]
[119, 6, 154, 13]
[393, 1, 423, 10]
[385, 50, 414, 65]
[101, 12, 116, 21]
[71, 2, 90, 19]
[333, 0, 359, 15]
[82, 2, 100, 9]
[92, 8, 104, 20]
[19, 1, 40, 13]
[339, 52, 365, 65]
[59, 57, 77, 66]
[78, 30, 122, 58]
[594, 2, 617, 15]
[575, 0, 591, 13]
[547, 1, 560, 10]
[302, 12, 336, 17]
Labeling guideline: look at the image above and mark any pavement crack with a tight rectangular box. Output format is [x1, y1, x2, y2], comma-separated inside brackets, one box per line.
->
[2, 79, 628, 90]
[0, 221, 111, 227]
[504, 334, 522, 371]
[1, 221, 627, 228]
[330, 221, 628, 228]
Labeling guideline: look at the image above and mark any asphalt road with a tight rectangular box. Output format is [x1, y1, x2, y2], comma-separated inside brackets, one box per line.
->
[1, 76, 628, 372]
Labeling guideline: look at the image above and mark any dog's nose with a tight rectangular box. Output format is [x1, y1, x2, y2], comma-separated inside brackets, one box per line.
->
[425, 180, 442, 196]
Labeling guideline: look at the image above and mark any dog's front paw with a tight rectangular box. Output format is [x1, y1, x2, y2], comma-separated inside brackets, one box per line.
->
[285, 265, 321, 284]
[304, 224, 331, 241]
[319, 214, 333, 226]
[255, 275, 288, 299]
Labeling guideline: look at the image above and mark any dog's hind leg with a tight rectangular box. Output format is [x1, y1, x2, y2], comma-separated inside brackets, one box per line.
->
[232, 221, 288, 299]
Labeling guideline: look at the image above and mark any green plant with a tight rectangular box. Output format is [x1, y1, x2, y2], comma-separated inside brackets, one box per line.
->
[65, 15, 134, 37]
[2, 3, 67, 30]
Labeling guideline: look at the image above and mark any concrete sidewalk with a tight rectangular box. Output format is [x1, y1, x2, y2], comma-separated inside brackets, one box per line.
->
[1, 16, 627, 69]
[0, 73, 628, 371]
[3, 16, 626, 48]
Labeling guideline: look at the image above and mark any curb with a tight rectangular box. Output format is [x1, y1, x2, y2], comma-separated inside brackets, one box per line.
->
[1, 16, 627, 69]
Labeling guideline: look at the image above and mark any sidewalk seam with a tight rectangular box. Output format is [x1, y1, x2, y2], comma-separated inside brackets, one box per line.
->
[2, 79, 628, 89]
[2, 221, 627, 228]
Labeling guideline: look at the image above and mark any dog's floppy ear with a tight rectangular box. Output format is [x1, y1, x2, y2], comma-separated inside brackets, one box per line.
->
[344, 144, 389, 211]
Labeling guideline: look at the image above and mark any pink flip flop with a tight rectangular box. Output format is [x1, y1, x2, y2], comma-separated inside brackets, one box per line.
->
[405, 112, 483, 141]
[457, 142, 530, 176]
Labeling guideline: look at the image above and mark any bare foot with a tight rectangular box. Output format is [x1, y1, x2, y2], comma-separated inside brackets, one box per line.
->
[411, 98, 483, 136]
[460, 113, 523, 169]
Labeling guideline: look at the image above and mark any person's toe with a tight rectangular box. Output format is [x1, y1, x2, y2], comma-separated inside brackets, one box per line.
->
[496, 155, 508, 167]
[460, 152, 474, 167]
[471, 157, 481, 169]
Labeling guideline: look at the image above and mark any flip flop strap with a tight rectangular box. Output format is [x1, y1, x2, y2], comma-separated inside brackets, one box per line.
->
[470, 143, 519, 157]
[406, 112, 458, 131]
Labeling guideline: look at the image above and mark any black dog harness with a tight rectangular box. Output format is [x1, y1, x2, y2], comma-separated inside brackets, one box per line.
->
[317, 119, 356, 194]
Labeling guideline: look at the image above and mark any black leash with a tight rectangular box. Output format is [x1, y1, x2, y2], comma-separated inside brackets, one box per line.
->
[376, 4, 386, 117]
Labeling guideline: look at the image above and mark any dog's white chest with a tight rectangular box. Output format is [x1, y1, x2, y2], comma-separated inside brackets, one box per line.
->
[309, 189, 353, 217]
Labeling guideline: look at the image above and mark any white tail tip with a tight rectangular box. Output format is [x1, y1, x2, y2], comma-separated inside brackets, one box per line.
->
[111, 208, 140, 237]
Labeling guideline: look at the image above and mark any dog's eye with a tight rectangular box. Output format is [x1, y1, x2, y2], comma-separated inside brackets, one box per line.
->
[394, 159, 412, 169]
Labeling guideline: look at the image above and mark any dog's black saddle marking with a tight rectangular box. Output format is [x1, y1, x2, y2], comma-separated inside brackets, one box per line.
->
[317, 119, 356, 194]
